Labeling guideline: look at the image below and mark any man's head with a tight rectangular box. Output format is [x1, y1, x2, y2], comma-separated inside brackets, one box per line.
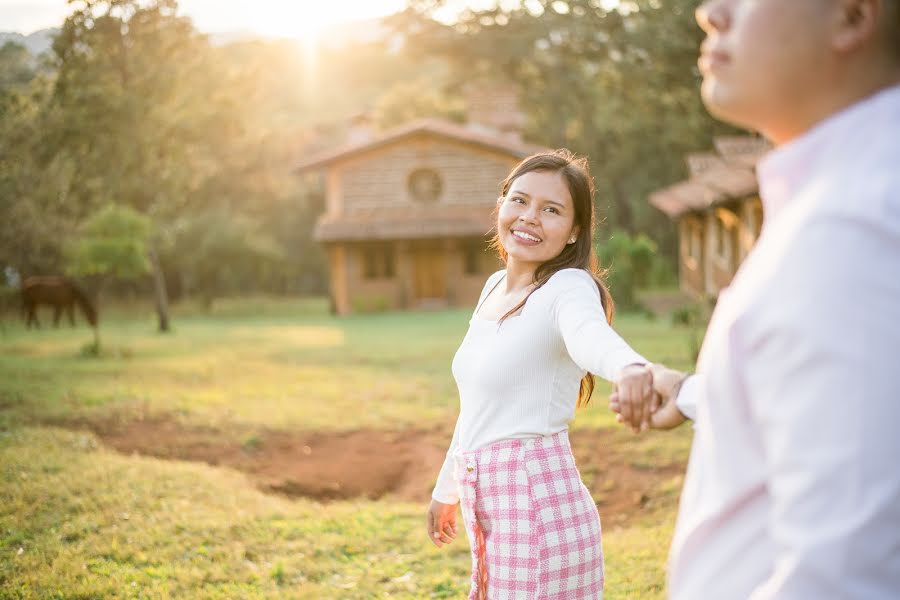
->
[696, 0, 900, 144]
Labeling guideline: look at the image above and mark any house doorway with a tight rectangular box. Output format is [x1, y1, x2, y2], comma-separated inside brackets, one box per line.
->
[411, 241, 447, 308]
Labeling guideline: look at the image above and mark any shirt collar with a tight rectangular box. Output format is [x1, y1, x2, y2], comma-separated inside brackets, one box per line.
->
[756, 83, 900, 220]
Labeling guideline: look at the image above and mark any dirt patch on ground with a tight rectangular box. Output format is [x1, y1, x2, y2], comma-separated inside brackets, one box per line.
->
[69, 415, 685, 526]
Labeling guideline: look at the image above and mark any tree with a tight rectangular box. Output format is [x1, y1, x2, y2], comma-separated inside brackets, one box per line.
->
[167, 210, 283, 309]
[393, 0, 741, 259]
[372, 76, 466, 129]
[0, 64, 80, 279]
[0, 42, 37, 96]
[45, 0, 261, 330]
[66, 203, 151, 281]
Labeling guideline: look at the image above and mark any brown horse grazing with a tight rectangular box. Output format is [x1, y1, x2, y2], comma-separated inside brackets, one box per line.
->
[21, 276, 98, 329]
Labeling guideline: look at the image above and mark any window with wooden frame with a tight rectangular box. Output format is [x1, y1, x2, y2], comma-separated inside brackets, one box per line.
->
[462, 239, 489, 276]
[362, 243, 395, 280]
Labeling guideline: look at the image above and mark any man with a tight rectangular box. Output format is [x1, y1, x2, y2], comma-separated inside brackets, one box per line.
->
[612, 0, 900, 597]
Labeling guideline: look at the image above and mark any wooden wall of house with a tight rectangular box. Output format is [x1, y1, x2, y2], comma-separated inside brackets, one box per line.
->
[344, 241, 403, 313]
[331, 238, 502, 314]
[678, 215, 705, 297]
[705, 206, 740, 295]
[677, 197, 763, 300]
[739, 197, 763, 261]
[325, 137, 518, 215]
[328, 245, 350, 315]
[448, 238, 505, 308]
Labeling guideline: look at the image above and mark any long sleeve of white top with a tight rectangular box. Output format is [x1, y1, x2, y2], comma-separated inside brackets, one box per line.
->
[431, 414, 462, 504]
[430, 269, 647, 505]
[551, 271, 647, 381]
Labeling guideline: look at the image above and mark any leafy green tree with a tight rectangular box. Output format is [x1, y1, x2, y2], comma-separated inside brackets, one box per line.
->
[0, 66, 80, 278]
[167, 210, 283, 309]
[393, 0, 741, 260]
[373, 77, 466, 129]
[0, 41, 37, 97]
[65, 203, 151, 280]
[597, 229, 658, 312]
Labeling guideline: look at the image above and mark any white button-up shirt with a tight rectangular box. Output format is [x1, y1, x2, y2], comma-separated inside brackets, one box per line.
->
[671, 84, 900, 599]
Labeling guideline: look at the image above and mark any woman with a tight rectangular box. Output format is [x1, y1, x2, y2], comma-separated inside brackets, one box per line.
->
[426, 149, 654, 599]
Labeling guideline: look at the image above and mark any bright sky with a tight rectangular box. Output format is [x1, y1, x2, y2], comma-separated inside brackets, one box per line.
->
[0, 0, 516, 39]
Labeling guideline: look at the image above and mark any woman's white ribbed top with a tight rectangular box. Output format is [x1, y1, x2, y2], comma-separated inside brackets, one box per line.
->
[432, 268, 647, 504]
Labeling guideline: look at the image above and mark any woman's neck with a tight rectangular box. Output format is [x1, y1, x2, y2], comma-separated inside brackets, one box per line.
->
[504, 259, 538, 293]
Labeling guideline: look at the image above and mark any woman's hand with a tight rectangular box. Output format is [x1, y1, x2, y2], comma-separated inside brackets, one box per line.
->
[610, 363, 689, 431]
[426, 498, 459, 548]
[613, 363, 658, 433]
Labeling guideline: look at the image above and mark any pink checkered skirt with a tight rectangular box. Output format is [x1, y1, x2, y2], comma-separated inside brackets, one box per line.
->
[453, 430, 604, 599]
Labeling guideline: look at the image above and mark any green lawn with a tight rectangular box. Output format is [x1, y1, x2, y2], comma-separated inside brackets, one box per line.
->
[0, 297, 695, 599]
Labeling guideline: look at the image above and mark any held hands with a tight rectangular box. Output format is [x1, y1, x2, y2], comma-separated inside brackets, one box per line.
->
[612, 363, 659, 433]
[611, 363, 689, 433]
[426, 498, 458, 548]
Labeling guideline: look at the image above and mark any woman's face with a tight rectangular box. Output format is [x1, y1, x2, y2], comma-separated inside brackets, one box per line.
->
[497, 170, 580, 269]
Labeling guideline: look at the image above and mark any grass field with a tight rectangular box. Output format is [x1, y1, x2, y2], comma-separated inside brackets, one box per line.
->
[0, 297, 696, 599]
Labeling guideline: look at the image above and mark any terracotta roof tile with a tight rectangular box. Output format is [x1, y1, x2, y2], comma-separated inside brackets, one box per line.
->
[295, 118, 550, 173]
[649, 135, 771, 218]
[685, 153, 724, 177]
[314, 205, 496, 242]
[713, 135, 772, 161]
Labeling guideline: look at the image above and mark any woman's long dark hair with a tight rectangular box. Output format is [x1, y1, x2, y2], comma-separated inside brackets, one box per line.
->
[490, 149, 613, 408]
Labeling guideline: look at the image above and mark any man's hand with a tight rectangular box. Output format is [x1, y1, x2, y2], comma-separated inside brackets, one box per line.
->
[610, 363, 689, 431]
[646, 364, 689, 429]
[426, 498, 458, 548]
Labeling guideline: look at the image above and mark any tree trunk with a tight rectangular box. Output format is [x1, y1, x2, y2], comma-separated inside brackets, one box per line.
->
[148, 246, 170, 332]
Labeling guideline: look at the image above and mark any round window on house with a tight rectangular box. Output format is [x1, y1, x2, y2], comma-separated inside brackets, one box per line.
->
[408, 169, 443, 204]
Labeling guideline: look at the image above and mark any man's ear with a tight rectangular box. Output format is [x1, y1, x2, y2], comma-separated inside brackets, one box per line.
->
[832, 0, 881, 53]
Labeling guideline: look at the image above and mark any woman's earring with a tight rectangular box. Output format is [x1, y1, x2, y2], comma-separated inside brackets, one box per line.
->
[567, 237, 576, 244]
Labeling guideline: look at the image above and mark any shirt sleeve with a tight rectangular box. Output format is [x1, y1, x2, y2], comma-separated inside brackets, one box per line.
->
[431, 415, 461, 504]
[742, 218, 900, 598]
[674, 374, 700, 421]
[551, 272, 647, 381]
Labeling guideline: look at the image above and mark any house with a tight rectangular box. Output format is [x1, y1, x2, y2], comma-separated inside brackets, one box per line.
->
[649, 136, 772, 298]
[296, 91, 548, 314]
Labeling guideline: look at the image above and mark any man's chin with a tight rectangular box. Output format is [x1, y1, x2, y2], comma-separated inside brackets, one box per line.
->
[701, 79, 756, 130]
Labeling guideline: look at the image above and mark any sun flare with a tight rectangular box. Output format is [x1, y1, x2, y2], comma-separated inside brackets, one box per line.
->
[239, 0, 407, 41]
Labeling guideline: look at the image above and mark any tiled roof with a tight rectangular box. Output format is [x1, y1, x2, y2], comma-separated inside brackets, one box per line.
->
[713, 135, 771, 160]
[295, 118, 549, 173]
[685, 153, 723, 177]
[649, 135, 771, 218]
[314, 205, 496, 242]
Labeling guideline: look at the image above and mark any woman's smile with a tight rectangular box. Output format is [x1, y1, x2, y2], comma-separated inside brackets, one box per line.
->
[510, 228, 542, 245]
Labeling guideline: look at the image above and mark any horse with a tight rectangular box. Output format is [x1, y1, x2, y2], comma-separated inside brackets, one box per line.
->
[21, 276, 98, 329]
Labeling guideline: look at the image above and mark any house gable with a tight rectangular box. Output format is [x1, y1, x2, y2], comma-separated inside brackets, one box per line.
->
[327, 134, 519, 215]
